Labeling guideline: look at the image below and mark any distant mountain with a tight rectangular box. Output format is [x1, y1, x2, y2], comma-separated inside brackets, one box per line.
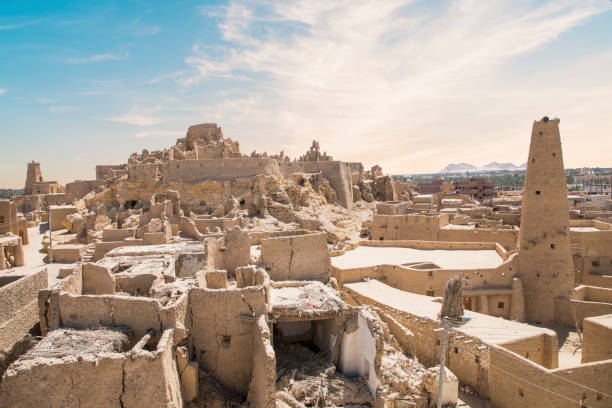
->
[441, 161, 526, 173]
[440, 163, 478, 173]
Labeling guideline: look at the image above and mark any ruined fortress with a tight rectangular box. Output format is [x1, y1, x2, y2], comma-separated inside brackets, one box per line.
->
[1, 118, 611, 407]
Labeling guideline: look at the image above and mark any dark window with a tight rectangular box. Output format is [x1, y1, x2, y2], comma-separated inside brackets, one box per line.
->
[454, 347, 458, 354]
[592, 260, 600, 267]
[498, 301, 505, 309]
[551, 244, 555, 249]
[222, 335, 231, 347]
[536, 191, 541, 195]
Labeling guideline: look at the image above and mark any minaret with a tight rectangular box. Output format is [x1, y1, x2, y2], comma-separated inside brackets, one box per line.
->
[24, 161, 42, 195]
[517, 117, 574, 323]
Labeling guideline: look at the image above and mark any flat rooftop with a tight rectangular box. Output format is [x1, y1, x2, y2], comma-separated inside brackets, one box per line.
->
[332, 245, 503, 270]
[570, 226, 601, 232]
[345, 279, 554, 345]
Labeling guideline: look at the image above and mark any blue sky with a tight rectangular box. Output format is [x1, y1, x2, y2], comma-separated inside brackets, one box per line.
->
[1, 0, 611, 188]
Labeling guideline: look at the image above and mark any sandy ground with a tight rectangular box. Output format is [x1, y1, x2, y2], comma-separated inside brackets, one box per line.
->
[332, 246, 503, 270]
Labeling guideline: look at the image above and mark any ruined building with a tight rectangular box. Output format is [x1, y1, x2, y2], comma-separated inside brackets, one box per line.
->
[0, 118, 611, 408]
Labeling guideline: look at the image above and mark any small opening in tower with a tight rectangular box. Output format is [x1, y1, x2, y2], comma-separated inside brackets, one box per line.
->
[532, 158, 535, 163]
[536, 191, 541, 195]
[539, 131, 543, 135]
[551, 244, 555, 249]
[552, 153, 556, 157]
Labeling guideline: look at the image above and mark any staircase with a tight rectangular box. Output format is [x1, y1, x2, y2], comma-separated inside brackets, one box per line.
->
[81, 244, 95, 263]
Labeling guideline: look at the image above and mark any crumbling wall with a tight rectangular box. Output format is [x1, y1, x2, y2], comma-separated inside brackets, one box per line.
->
[189, 286, 266, 395]
[0, 329, 183, 408]
[40, 292, 189, 344]
[65, 179, 108, 202]
[206, 227, 251, 277]
[162, 158, 280, 183]
[122, 329, 183, 407]
[261, 232, 330, 281]
[247, 315, 276, 407]
[49, 205, 77, 231]
[279, 161, 354, 209]
[0, 268, 48, 376]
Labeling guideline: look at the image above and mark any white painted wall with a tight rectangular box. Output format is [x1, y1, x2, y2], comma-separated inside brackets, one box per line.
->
[338, 312, 378, 395]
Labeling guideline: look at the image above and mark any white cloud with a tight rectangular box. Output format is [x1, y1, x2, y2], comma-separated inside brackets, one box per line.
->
[148, 71, 184, 84]
[35, 97, 54, 103]
[107, 114, 161, 126]
[181, 0, 611, 172]
[135, 130, 183, 139]
[0, 21, 37, 30]
[0, 88, 5, 95]
[49, 106, 77, 114]
[65, 52, 128, 64]
[106, 105, 163, 126]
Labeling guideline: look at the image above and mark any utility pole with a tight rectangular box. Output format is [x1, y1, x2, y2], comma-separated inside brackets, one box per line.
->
[48, 207, 53, 263]
[436, 317, 448, 408]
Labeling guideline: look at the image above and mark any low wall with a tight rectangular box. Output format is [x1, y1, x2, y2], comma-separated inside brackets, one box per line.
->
[102, 228, 136, 242]
[582, 315, 612, 363]
[488, 345, 612, 408]
[555, 297, 612, 328]
[439, 227, 518, 251]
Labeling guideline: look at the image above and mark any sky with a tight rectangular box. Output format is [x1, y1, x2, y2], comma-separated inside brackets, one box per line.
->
[1, 0, 611, 188]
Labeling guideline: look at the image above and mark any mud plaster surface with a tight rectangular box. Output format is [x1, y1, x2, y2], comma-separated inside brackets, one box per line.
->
[332, 246, 503, 270]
